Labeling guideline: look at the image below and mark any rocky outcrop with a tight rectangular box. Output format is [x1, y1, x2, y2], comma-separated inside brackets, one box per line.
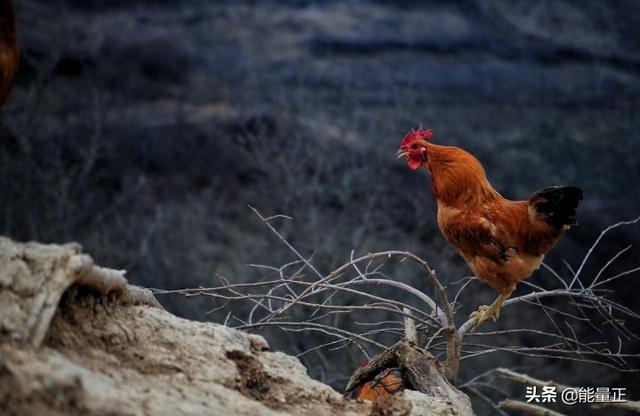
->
[0, 237, 474, 415]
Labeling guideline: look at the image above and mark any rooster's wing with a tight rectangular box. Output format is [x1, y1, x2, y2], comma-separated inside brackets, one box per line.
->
[440, 213, 516, 264]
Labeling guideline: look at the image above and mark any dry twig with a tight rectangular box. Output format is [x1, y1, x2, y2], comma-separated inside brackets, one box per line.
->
[498, 399, 565, 416]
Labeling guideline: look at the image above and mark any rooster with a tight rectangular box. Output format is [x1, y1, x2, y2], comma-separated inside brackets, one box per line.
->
[0, 0, 19, 109]
[397, 126, 582, 329]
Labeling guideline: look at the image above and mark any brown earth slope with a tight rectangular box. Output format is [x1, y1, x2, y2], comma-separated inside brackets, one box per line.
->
[0, 237, 474, 416]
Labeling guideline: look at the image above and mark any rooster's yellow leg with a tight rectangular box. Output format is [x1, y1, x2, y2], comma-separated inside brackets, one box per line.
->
[470, 290, 513, 329]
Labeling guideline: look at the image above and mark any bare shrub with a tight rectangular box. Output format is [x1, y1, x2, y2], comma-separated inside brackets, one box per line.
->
[153, 209, 640, 413]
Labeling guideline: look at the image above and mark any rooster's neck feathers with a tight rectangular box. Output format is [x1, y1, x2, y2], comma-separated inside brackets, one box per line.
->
[426, 144, 501, 206]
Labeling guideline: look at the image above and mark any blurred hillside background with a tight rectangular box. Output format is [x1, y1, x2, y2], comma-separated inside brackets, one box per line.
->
[2, 0, 639, 413]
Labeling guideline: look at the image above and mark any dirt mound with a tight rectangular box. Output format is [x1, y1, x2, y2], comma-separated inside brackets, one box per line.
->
[0, 237, 472, 415]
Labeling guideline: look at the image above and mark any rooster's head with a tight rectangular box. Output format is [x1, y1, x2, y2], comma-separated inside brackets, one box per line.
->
[397, 126, 432, 170]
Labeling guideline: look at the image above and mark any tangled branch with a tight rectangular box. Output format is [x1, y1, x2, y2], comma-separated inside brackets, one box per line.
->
[152, 211, 640, 391]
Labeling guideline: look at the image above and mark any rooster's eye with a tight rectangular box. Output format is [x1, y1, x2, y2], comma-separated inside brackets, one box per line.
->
[411, 144, 419, 149]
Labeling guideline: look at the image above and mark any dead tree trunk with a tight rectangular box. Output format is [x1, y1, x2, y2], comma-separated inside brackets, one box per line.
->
[345, 339, 475, 416]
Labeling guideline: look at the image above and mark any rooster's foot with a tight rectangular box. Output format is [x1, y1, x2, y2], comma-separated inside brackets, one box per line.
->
[469, 304, 500, 329]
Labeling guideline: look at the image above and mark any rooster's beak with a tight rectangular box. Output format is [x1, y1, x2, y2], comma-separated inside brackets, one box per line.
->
[397, 149, 408, 159]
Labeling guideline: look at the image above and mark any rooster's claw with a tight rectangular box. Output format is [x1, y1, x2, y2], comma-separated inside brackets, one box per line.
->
[470, 304, 500, 330]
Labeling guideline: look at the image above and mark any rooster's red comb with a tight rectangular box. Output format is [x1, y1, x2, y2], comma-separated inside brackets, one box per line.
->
[401, 125, 433, 147]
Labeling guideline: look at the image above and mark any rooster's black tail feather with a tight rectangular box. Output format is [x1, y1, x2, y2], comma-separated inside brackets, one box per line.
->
[529, 186, 583, 227]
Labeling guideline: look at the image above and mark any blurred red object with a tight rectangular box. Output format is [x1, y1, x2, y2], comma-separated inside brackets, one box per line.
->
[0, 0, 19, 109]
[356, 368, 404, 401]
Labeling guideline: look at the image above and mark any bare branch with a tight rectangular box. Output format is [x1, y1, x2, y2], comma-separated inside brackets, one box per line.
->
[403, 307, 417, 343]
[155, 212, 640, 406]
[497, 368, 572, 392]
[569, 216, 640, 289]
[497, 368, 640, 413]
[498, 399, 566, 416]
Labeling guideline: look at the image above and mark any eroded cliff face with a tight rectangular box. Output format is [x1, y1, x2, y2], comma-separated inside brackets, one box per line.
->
[0, 238, 474, 416]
